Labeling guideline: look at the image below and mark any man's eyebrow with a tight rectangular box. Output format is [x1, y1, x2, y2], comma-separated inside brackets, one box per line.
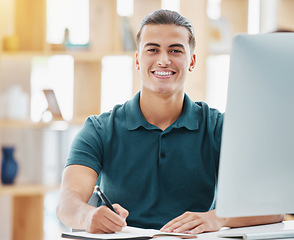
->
[144, 42, 160, 48]
[169, 43, 185, 49]
[143, 43, 186, 49]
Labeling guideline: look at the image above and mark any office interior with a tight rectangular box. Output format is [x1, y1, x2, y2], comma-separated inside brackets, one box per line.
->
[0, 0, 293, 240]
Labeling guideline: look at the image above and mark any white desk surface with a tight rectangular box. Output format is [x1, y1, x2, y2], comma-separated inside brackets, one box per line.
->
[197, 220, 294, 240]
[60, 220, 294, 240]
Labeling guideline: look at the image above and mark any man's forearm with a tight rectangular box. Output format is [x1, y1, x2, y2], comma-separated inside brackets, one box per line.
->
[56, 189, 94, 230]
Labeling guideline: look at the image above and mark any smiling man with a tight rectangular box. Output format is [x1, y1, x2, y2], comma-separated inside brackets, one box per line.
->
[56, 9, 283, 235]
[136, 23, 195, 130]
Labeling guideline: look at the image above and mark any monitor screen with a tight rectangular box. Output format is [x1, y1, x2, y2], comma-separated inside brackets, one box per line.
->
[216, 33, 294, 217]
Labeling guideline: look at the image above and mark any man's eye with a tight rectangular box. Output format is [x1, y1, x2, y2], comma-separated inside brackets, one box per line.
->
[171, 49, 182, 53]
[147, 49, 157, 52]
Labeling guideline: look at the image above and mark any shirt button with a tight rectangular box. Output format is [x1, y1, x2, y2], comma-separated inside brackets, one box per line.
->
[161, 152, 166, 158]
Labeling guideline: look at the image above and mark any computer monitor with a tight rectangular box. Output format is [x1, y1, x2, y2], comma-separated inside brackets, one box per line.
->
[216, 33, 294, 218]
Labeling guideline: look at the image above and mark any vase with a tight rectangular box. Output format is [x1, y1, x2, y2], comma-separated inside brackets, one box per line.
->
[1, 146, 18, 184]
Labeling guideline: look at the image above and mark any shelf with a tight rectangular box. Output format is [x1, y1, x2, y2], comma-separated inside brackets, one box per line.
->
[0, 184, 59, 196]
[1, 50, 136, 62]
[0, 119, 85, 129]
[1, 50, 99, 60]
[0, 120, 50, 128]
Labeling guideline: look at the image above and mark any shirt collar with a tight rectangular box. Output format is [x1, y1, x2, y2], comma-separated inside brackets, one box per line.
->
[126, 92, 199, 131]
[175, 94, 199, 130]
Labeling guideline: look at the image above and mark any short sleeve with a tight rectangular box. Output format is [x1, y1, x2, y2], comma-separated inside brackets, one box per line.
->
[66, 116, 104, 174]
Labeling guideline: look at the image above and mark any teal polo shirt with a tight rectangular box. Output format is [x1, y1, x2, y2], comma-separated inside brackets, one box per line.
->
[66, 92, 223, 230]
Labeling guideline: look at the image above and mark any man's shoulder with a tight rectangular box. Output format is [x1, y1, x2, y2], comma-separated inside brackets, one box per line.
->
[185, 96, 223, 118]
[194, 101, 223, 115]
[193, 101, 209, 109]
[86, 103, 126, 125]
[189, 100, 224, 129]
[184, 94, 213, 111]
[193, 100, 214, 110]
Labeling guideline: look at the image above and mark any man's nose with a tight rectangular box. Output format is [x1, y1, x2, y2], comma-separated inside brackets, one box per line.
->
[157, 52, 171, 66]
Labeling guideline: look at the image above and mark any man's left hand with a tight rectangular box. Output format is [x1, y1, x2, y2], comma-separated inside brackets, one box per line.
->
[160, 210, 226, 234]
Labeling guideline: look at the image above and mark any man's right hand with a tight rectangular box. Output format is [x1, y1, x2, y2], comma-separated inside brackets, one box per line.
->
[56, 165, 129, 233]
[84, 204, 129, 233]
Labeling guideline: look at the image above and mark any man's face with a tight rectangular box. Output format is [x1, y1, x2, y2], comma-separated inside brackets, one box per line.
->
[136, 24, 196, 96]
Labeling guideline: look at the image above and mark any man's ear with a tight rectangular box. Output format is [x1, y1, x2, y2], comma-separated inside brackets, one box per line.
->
[189, 54, 196, 72]
[135, 51, 140, 70]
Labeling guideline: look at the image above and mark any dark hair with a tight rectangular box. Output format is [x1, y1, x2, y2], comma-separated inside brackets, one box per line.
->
[136, 9, 196, 53]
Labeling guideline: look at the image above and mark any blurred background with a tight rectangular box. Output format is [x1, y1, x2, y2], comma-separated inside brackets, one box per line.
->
[0, 0, 293, 240]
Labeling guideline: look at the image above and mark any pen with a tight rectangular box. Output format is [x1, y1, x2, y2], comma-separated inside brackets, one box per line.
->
[94, 185, 118, 214]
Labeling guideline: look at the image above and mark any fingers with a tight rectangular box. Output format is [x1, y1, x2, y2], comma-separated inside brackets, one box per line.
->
[161, 212, 189, 231]
[104, 207, 127, 228]
[87, 205, 127, 233]
[161, 215, 184, 232]
[188, 225, 205, 235]
[113, 203, 129, 220]
[161, 212, 201, 234]
[173, 219, 202, 233]
[161, 210, 224, 235]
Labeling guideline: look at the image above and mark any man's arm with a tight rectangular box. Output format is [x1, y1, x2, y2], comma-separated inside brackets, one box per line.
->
[56, 165, 129, 233]
[161, 210, 284, 234]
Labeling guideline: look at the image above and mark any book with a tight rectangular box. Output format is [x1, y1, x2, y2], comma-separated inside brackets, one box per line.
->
[61, 226, 198, 240]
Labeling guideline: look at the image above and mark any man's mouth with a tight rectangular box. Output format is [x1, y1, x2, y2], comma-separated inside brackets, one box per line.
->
[152, 71, 175, 77]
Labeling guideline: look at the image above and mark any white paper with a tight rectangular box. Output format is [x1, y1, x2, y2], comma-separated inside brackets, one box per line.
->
[62, 226, 197, 239]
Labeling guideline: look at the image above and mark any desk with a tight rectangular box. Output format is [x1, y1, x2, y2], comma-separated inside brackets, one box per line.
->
[196, 220, 294, 240]
[60, 221, 294, 240]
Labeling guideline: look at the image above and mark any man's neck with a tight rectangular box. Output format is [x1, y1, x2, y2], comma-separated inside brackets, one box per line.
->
[139, 90, 184, 131]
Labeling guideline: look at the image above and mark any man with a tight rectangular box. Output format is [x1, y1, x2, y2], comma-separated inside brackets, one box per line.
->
[56, 9, 284, 235]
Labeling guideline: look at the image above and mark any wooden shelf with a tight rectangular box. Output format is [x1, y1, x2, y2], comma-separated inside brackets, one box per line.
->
[0, 120, 50, 128]
[1, 50, 100, 60]
[1, 50, 135, 62]
[0, 184, 56, 196]
[0, 119, 85, 129]
[0, 185, 47, 196]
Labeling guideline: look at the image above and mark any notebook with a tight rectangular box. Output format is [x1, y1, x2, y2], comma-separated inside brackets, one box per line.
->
[61, 226, 197, 240]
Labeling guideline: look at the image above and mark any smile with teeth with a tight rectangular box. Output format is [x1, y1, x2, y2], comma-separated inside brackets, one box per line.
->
[153, 71, 175, 76]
